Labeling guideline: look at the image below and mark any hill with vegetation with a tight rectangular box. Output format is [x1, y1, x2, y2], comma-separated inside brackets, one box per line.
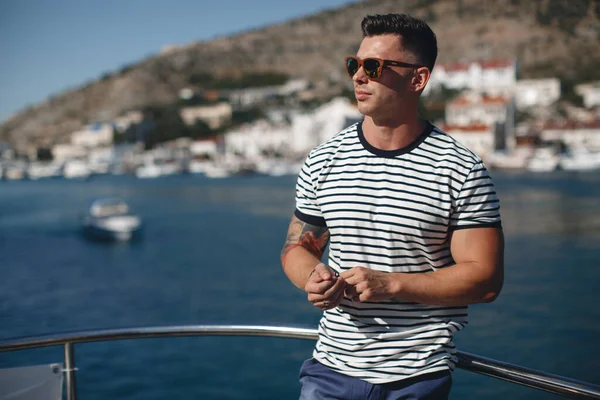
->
[2, 0, 599, 151]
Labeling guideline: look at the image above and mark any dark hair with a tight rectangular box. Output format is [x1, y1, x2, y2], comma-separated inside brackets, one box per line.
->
[361, 14, 437, 71]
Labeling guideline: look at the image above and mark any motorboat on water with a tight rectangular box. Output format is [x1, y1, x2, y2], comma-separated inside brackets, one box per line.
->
[526, 147, 560, 172]
[559, 146, 600, 171]
[81, 198, 142, 241]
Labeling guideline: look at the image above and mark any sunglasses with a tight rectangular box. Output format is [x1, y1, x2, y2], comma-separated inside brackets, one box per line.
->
[345, 56, 422, 80]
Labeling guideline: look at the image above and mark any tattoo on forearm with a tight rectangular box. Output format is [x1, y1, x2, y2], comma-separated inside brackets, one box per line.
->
[281, 217, 330, 266]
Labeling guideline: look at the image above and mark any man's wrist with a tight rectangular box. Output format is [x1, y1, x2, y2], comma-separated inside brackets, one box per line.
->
[384, 272, 402, 300]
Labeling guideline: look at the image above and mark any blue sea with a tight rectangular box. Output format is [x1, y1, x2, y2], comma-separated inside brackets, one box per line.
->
[1, 172, 599, 399]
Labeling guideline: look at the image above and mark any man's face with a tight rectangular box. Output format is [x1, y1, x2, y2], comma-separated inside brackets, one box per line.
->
[353, 34, 417, 119]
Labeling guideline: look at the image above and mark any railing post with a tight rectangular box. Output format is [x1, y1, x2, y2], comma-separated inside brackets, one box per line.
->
[64, 342, 77, 400]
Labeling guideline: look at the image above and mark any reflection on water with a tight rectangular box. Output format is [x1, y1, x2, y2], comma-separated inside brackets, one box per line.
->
[500, 189, 600, 237]
[495, 171, 600, 239]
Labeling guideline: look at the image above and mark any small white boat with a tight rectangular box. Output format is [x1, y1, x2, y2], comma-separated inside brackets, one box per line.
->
[135, 162, 162, 179]
[203, 163, 231, 178]
[526, 147, 559, 172]
[63, 160, 90, 179]
[81, 198, 142, 241]
[487, 148, 533, 171]
[27, 162, 62, 180]
[559, 147, 600, 171]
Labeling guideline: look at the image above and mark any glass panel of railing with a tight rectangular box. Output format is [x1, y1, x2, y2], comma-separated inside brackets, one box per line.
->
[0, 363, 63, 400]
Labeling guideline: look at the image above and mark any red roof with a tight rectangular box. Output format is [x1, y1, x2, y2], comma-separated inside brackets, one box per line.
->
[449, 94, 510, 107]
[543, 119, 600, 130]
[441, 123, 492, 132]
[443, 62, 470, 72]
[480, 59, 513, 69]
[440, 59, 513, 72]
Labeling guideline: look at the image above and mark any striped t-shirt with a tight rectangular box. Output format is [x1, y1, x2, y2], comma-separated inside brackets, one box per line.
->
[295, 121, 502, 384]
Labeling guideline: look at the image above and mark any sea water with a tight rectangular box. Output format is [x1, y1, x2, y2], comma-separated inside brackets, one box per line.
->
[1, 172, 599, 399]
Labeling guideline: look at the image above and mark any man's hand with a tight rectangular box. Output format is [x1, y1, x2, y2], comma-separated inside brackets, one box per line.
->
[341, 267, 397, 303]
[305, 263, 346, 310]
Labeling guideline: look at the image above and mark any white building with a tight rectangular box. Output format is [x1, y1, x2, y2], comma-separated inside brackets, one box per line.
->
[228, 79, 310, 108]
[87, 146, 116, 174]
[52, 144, 87, 163]
[179, 87, 194, 100]
[221, 97, 362, 160]
[180, 102, 232, 130]
[426, 59, 516, 95]
[446, 92, 514, 128]
[190, 139, 219, 158]
[540, 120, 600, 151]
[443, 124, 496, 161]
[290, 97, 363, 156]
[224, 120, 289, 159]
[71, 122, 114, 148]
[515, 79, 561, 109]
[113, 111, 144, 132]
[575, 82, 600, 109]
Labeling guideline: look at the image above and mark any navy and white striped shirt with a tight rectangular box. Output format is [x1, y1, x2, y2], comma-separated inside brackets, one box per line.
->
[295, 121, 501, 384]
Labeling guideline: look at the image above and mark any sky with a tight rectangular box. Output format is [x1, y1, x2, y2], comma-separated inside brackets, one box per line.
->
[0, 0, 358, 123]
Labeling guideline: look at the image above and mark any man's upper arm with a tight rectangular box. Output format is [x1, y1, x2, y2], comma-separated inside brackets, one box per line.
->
[449, 226, 505, 300]
[281, 215, 330, 266]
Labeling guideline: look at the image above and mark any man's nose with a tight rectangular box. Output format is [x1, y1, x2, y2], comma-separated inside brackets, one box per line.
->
[352, 66, 368, 84]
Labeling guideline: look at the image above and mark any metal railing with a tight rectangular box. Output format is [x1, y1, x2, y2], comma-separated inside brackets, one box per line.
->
[2, 324, 600, 399]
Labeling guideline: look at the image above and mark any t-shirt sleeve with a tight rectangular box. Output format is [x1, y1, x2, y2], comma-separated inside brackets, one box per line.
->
[294, 152, 327, 227]
[450, 162, 502, 230]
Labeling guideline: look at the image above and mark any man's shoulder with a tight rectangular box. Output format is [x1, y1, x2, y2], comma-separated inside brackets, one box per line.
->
[426, 124, 484, 167]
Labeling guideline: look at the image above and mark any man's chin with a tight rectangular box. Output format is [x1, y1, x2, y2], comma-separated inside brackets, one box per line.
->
[356, 101, 374, 116]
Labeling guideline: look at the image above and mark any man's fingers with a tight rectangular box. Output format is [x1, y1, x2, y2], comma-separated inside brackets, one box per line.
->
[311, 272, 324, 283]
[315, 263, 336, 281]
[308, 280, 344, 303]
[328, 286, 346, 307]
[342, 274, 362, 286]
[323, 277, 345, 298]
[340, 269, 353, 280]
[340, 267, 365, 284]
[309, 278, 347, 309]
[345, 285, 357, 298]
[307, 278, 336, 294]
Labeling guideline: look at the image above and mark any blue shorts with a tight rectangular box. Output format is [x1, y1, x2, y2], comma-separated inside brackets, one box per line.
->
[299, 358, 452, 400]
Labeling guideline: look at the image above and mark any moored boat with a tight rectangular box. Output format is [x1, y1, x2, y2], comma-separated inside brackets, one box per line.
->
[81, 198, 142, 241]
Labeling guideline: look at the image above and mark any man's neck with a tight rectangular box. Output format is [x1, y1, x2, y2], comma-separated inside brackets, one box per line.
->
[362, 115, 426, 151]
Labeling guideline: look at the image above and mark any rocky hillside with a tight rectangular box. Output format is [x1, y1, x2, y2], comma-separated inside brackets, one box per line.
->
[2, 0, 599, 150]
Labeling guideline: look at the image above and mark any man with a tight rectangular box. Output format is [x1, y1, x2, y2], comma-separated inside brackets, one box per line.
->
[281, 13, 504, 400]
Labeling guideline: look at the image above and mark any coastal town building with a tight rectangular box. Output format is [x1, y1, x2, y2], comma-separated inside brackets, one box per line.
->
[219, 97, 362, 160]
[425, 59, 517, 95]
[113, 111, 144, 132]
[224, 120, 289, 159]
[190, 139, 219, 158]
[515, 79, 561, 109]
[540, 120, 600, 150]
[575, 82, 600, 109]
[442, 124, 496, 161]
[180, 102, 232, 130]
[425, 58, 561, 111]
[227, 79, 310, 109]
[444, 92, 517, 159]
[51, 144, 87, 163]
[71, 122, 114, 148]
[290, 97, 362, 156]
[445, 92, 515, 128]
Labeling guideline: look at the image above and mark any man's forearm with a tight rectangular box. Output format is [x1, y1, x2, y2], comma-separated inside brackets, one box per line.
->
[281, 246, 322, 290]
[281, 215, 330, 291]
[389, 261, 503, 306]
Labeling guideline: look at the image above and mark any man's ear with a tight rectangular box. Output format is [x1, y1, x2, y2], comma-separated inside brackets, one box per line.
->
[411, 67, 430, 93]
